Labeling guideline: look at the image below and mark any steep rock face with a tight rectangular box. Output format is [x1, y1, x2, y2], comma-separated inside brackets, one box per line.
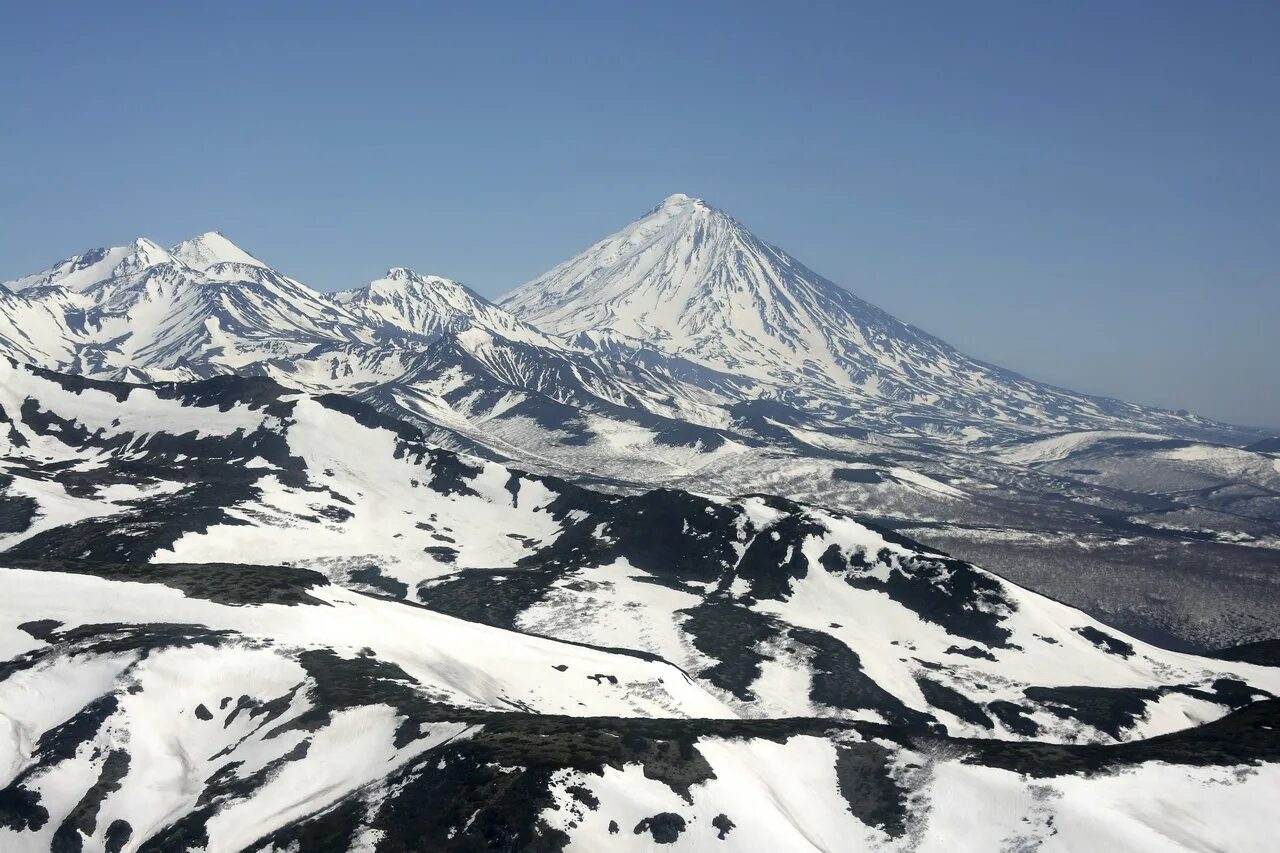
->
[502, 194, 1228, 437]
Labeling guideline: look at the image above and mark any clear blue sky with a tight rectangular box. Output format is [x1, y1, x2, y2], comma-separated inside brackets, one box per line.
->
[2, 1, 1277, 427]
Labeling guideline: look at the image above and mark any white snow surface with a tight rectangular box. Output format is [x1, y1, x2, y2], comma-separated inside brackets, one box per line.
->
[0, 211, 1276, 849]
[2, 358, 1273, 738]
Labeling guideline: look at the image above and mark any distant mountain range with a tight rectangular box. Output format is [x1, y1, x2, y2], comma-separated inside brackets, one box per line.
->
[0, 197, 1251, 444]
[2, 195, 1275, 652]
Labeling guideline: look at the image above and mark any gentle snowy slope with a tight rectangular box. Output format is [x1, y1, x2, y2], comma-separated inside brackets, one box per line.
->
[5, 561, 1275, 851]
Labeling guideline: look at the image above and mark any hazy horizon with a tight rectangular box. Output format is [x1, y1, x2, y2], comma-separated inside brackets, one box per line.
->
[3, 2, 1277, 427]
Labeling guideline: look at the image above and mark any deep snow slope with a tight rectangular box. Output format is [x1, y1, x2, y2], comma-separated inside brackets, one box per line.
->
[502, 194, 1242, 441]
[1, 361, 1278, 850]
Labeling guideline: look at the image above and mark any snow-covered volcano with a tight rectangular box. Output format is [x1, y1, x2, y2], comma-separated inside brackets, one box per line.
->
[501, 194, 1223, 435]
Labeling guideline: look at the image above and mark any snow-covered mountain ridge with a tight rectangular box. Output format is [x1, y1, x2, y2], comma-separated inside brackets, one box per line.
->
[0, 233, 375, 379]
[1, 359, 1278, 850]
[0, 232, 729, 434]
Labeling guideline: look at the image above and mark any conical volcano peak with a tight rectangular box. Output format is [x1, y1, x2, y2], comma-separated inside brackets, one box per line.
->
[500, 194, 792, 350]
[171, 231, 265, 271]
[502, 194, 1240, 432]
[500, 195, 1036, 406]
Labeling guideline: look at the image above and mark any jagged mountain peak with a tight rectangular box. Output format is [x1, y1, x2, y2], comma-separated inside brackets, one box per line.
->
[333, 269, 563, 349]
[3, 236, 181, 293]
[170, 230, 265, 271]
[375, 266, 455, 287]
[336, 267, 470, 302]
[115, 237, 178, 275]
[0, 230, 378, 381]
[132, 235, 168, 253]
[350, 268, 492, 313]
